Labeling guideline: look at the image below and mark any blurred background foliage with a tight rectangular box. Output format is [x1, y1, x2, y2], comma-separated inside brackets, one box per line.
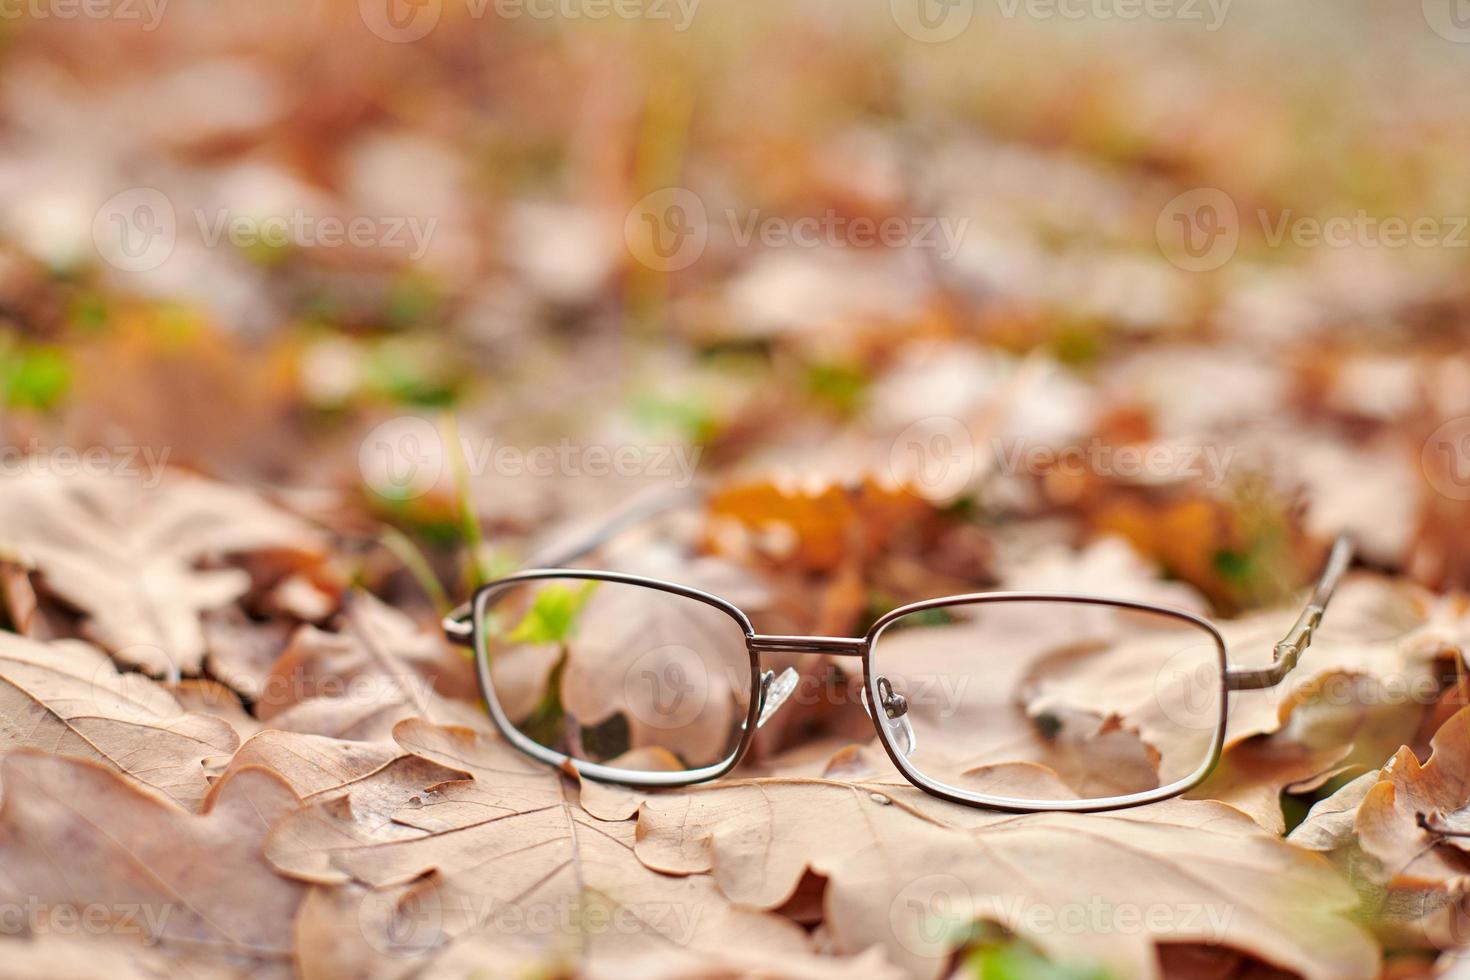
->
[0, 0, 1467, 622]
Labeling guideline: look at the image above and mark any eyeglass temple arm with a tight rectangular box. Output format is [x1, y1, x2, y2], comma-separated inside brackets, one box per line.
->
[440, 484, 702, 646]
[1225, 534, 1354, 691]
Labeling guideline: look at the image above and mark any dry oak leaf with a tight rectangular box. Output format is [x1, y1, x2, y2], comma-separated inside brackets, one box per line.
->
[257, 592, 483, 742]
[219, 728, 465, 803]
[1222, 576, 1459, 747]
[1291, 705, 1470, 949]
[633, 777, 1378, 980]
[0, 928, 269, 979]
[1189, 735, 1356, 835]
[0, 469, 329, 677]
[0, 751, 305, 975]
[168, 677, 263, 742]
[265, 720, 894, 978]
[0, 632, 238, 810]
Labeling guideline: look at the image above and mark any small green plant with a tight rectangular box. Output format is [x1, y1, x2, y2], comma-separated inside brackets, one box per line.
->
[508, 581, 600, 645]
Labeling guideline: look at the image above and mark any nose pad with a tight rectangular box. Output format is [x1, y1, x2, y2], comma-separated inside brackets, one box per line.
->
[863, 675, 918, 757]
[755, 668, 799, 729]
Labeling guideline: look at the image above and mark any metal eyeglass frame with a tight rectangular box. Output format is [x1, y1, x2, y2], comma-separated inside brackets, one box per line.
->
[441, 489, 1354, 813]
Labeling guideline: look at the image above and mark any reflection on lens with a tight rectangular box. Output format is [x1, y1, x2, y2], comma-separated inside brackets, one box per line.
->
[475, 577, 753, 775]
[867, 598, 1225, 806]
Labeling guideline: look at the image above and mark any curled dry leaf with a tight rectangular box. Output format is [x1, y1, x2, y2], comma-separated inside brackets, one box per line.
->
[1217, 576, 1461, 780]
[1292, 705, 1470, 950]
[0, 632, 238, 810]
[266, 720, 892, 978]
[633, 776, 1379, 980]
[219, 729, 460, 802]
[1189, 735, 1356, 835]
[0, 470, 329, 677]
[0, 751, 304, 976]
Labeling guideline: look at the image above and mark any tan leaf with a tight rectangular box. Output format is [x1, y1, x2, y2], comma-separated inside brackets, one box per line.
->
[1287, 706, 1470, 950]
[168, 678, 263, 742]
[0, 752, 304, 973]
[202, 605, 294, 702]
[634, 776, 1378, 980]
[0, 632, 238, 810]
[265, 720, 892, 977]
[1189, 735, 1356, 834]
[220, 729, 464, 802]
[1220, 576, 1454, 749]
[0, 470, 328, 677]
[258, 594, 483, 742]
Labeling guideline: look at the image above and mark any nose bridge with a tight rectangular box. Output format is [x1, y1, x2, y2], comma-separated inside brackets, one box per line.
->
[748, 634, 865, 657]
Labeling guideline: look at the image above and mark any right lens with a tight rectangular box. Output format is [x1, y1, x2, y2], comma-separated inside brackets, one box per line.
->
[866, 597, 1226, 808]
[473, 575, 755, 777]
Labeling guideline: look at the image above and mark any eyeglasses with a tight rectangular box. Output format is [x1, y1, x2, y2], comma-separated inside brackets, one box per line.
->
[443, 498, 1352, 813]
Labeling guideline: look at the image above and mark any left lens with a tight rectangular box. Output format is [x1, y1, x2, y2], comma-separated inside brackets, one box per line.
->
[474, 575, 754, 778]
[865, 597, 1226, 808]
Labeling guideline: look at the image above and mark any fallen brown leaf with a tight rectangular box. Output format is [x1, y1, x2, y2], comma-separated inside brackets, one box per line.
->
[0, 751, 304, 975]
[1290, 704, 1470, 951]
[634, 775, 1379, 980]
[0, 632, 237, 810]
[0, 470, 329, 678]
[265, 720, 894, 977]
